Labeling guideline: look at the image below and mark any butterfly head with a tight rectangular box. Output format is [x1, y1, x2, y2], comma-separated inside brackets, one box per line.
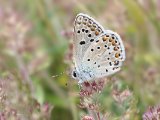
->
[72, 67, 95, 83]
[72, 69, 77, 79]
[72, 68, 87, 83]
[72, 68, 82, 82]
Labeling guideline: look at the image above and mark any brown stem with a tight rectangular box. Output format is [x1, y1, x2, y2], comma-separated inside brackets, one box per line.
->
[96, 112, 100, 120]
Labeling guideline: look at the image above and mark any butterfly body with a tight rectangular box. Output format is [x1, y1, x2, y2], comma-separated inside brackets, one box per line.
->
[72, 13, 125, 83]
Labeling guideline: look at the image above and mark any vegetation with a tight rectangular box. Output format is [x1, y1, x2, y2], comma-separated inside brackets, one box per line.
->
[0, 0, 160, 119]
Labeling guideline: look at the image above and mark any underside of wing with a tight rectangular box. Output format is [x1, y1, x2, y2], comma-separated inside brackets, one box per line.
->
[82, 30, 125, 79]
[73, 13, 105, 68]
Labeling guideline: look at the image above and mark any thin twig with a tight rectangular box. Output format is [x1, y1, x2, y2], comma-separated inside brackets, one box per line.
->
[96, 112, 100, 120]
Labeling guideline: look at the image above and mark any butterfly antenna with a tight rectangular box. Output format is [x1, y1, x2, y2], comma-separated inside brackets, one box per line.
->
[52, 71, 70, 87]
[52, 72, 65, 78]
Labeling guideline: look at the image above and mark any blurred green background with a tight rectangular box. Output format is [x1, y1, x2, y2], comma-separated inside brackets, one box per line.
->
[0, 0, 160, 120]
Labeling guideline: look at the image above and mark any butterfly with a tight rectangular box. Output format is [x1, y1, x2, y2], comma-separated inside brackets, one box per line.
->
[72, 13, 125, 83]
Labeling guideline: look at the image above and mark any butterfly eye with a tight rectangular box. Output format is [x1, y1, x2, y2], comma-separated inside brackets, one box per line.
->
[72, 71, 77, 78]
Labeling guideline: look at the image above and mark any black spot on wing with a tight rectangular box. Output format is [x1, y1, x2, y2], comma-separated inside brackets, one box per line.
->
[104, 45, 107, 48]
[90, 39, 94, 42]
[82, 29, 85, 32]
[97, 46, 100, 49]
[88, 34, 91, 37]
[85, 30, 88, 33]
[77, 30, 80, 33]
[79, 41, 85, 45]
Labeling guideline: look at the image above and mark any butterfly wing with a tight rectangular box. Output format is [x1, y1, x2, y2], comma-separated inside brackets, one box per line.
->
[82, 30, 125, 79]
[73, 13, 105, 69]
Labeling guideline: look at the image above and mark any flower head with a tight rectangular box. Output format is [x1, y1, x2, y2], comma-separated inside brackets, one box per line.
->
[82, 115, 94, 120]
[112, 89, 132, 103]
[79, 79, 106, 97]
[143, 105, 160, 120]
